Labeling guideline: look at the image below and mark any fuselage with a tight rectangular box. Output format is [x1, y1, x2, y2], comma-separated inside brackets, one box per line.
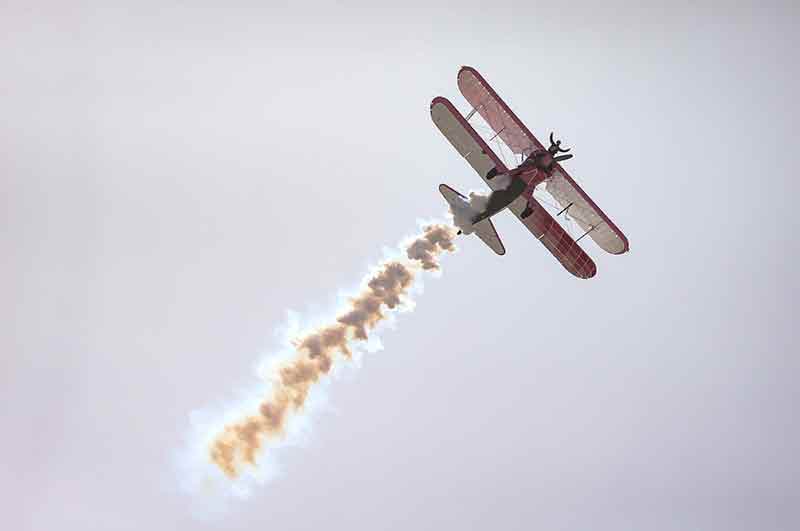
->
[471, 151, 551, 223]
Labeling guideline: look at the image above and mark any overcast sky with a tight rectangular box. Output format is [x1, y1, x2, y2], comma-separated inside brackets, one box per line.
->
[2, 2, 798, 530]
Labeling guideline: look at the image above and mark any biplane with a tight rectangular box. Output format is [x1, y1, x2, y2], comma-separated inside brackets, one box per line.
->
[431, 66, 629, 279]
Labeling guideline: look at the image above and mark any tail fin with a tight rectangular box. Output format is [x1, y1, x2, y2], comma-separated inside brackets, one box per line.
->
[439, 184, 506, 256]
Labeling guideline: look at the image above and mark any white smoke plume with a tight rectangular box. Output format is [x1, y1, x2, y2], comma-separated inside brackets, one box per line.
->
[179, 222, 457, 503]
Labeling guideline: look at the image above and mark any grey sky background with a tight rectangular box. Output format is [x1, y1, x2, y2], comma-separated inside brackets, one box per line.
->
[2, 2, 798, 530]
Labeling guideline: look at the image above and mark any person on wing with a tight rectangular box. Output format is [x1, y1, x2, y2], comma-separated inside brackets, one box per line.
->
[520, 132, 574, 173]
[476, 132, 573, 222]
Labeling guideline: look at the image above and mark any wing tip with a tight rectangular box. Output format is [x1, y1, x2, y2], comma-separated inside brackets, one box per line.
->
[458, 65, 478, 77]
[457, 65, 486, 87]
[572, 262, 597, 279]
[619, 234, 630, 254]
[607, 234, 630, 255]
[430, 96, 450, 111]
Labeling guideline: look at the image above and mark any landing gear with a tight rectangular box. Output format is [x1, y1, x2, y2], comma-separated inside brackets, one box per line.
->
[486, 167, 498, 180]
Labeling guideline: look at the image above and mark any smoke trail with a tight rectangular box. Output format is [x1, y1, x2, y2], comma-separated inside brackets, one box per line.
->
[201, 223, 457, 480]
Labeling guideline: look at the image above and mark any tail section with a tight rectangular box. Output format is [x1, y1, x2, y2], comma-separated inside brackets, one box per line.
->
[473, 219, 506, 256]
[439, 184, 506, 256]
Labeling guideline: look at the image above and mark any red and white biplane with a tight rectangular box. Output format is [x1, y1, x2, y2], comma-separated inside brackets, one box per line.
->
[432, 66, 629, 279]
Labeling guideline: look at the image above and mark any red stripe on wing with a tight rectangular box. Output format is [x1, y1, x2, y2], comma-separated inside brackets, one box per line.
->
[517, 198, 596, 279]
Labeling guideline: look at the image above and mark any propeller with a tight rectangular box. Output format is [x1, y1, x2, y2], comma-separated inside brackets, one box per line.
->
[549, 131, 571, 153]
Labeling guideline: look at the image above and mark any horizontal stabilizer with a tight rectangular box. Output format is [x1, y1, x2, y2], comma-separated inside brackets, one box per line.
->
[473, 218, 506, 256]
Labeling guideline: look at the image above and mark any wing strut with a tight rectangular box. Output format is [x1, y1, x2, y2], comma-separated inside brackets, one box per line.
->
[556, 202, 574, 217]
[576, 221, 605, 243]
[488, 127, 506, 142]
[465, 103, 486, 121]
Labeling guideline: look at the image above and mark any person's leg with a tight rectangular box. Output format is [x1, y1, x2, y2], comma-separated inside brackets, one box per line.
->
[520, 203, 534, 219]
[519, 181, 538, 219]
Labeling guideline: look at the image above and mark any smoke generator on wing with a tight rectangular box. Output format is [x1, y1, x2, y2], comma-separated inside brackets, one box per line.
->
[179, 222, 457, 504]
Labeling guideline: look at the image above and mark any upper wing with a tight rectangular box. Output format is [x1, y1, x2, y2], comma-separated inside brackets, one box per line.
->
[457, 65, 629, 254]
[457, 66, 543, 157]
[430, 96, 508, 189]
[508, 196, 596, 279]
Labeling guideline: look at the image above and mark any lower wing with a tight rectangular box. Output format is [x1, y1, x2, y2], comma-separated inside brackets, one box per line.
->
[545, 169, 629, 255]
[509, 196, 596, 279]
